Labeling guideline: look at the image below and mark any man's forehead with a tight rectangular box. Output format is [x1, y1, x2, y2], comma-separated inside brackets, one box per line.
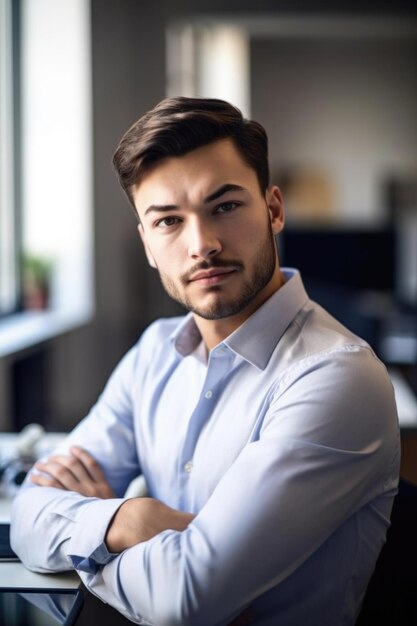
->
[133, 141, 258, 213]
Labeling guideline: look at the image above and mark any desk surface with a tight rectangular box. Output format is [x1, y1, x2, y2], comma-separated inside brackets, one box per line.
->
[0, 562, 79, 589]
[0, 433, 79, 590]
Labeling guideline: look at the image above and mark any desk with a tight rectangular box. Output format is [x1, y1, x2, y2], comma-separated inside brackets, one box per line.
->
[0, 432, 80, 596]
[0, 563, 79, 590]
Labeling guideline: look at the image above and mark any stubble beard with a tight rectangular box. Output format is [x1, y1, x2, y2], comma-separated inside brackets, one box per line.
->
[157, 221, 277, 321]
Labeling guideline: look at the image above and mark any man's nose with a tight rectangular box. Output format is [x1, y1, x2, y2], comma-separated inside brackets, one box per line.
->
[187, 219, 222, 260]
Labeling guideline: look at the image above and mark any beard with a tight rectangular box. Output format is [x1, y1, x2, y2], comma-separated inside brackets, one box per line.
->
[157, 220, 277, 320]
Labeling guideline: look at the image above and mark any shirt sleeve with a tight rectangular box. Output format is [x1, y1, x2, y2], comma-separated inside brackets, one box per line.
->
[78, 348, 400, 626]
[10, 343, 141, 573]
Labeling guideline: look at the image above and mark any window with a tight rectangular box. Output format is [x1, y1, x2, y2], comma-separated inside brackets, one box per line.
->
[0, 0, 94, 356]
[166, 22, 250, 116]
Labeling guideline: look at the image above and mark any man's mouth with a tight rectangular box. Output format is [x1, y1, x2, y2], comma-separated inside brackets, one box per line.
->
[188, 267, 238, 285]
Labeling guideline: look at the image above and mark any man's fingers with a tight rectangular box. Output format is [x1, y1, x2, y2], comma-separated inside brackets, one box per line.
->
[30, 472, 63, 489]
[33, 448, 115, 499]
[31, 462, 78, 491]
[70, 446, 106, 483]
[68, 447, 115, 497]
[37, 454, 90, 484]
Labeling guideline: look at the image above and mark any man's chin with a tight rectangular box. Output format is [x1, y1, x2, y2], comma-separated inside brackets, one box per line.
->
[192, 309, 233, 321]
[188, 297, 253, 321]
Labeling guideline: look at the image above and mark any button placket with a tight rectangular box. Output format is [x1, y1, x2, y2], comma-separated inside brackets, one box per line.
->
[178, 347, 235, 507]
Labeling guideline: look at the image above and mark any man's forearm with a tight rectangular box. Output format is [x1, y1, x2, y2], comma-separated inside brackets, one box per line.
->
[13, 447, 194, 572]
[10, 484, 118, 572]
[11, 448, 127, 572]
[105, 497, 196, 553]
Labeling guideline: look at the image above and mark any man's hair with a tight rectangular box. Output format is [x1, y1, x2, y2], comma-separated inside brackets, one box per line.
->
[112, 96, 270, 213]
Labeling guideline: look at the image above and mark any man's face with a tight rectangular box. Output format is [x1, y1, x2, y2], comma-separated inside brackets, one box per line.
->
[133, 138, 284, 322]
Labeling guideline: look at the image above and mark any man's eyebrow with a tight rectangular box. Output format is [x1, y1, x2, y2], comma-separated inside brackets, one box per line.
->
[144, 203, 178, 217]
[203, 184, 247, 204]
[143, 184, 247, 217]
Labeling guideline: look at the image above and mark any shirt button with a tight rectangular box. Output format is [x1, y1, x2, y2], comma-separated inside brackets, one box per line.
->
[184, 461, 193, 473]
[204, 390, 213, 399]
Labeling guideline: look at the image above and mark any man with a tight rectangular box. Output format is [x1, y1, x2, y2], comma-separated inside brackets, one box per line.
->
[11, 97, 400, 626]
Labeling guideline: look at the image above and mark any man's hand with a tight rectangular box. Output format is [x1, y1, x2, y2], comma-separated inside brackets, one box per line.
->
[31, 446, 115, 499]
[105, 497, 195, 553]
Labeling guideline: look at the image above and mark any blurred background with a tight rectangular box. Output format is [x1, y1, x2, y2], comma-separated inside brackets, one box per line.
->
[0, 0, 416, 476]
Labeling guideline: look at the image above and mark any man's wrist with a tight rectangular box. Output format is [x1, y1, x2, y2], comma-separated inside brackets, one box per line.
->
[105, 498, 133, 553]
[66, 496, 125, 571]
[105, 497, 196, 553]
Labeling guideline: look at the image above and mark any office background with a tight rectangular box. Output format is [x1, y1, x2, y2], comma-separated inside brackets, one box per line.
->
[0, 1, 416, 480]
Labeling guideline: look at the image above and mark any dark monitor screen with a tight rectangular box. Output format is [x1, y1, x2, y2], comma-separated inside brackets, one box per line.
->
[279, 227, 396, 347]
[279, 227, 395, 292]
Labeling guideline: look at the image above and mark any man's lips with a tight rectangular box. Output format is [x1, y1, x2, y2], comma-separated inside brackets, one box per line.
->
[188, 267, 237, 284]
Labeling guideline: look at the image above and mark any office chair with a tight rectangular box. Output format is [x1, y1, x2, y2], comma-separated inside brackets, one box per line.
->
[355, 478, 417, 625]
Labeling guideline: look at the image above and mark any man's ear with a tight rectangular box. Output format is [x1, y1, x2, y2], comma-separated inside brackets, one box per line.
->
[266, 186, 285, 236]
[138, 223, 157, 269]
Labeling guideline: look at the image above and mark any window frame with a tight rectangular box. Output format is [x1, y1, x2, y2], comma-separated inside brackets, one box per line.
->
[0, 0, 21, 318]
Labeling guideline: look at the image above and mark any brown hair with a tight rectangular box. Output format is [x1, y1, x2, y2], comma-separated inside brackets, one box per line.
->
[112, 97, 269, 214]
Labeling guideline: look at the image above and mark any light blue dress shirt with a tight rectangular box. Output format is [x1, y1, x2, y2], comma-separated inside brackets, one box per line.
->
[11, 269, 400, 626]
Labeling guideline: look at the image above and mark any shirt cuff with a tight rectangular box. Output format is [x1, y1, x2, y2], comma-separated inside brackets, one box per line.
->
[66, 497, 125, 573]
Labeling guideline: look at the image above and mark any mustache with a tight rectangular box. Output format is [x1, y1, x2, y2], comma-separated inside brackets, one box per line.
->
[182, 259, 244, 283]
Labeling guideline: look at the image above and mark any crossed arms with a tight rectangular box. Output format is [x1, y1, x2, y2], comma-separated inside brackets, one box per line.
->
[33, 446, 195, 552]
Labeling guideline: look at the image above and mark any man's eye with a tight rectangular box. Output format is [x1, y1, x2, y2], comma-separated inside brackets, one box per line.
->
[156, 216, 181, 228]
[215, 202, 239, 214]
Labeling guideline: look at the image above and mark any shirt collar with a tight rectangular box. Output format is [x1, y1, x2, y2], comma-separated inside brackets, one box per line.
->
[172, 313, 202, 356]
[172, 268, 309, 370]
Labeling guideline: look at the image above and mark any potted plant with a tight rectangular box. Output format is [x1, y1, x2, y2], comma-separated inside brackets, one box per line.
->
[22, 254, 53, 311]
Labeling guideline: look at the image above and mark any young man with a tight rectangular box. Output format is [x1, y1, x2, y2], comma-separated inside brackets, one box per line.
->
[11, 97, 399, 626]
